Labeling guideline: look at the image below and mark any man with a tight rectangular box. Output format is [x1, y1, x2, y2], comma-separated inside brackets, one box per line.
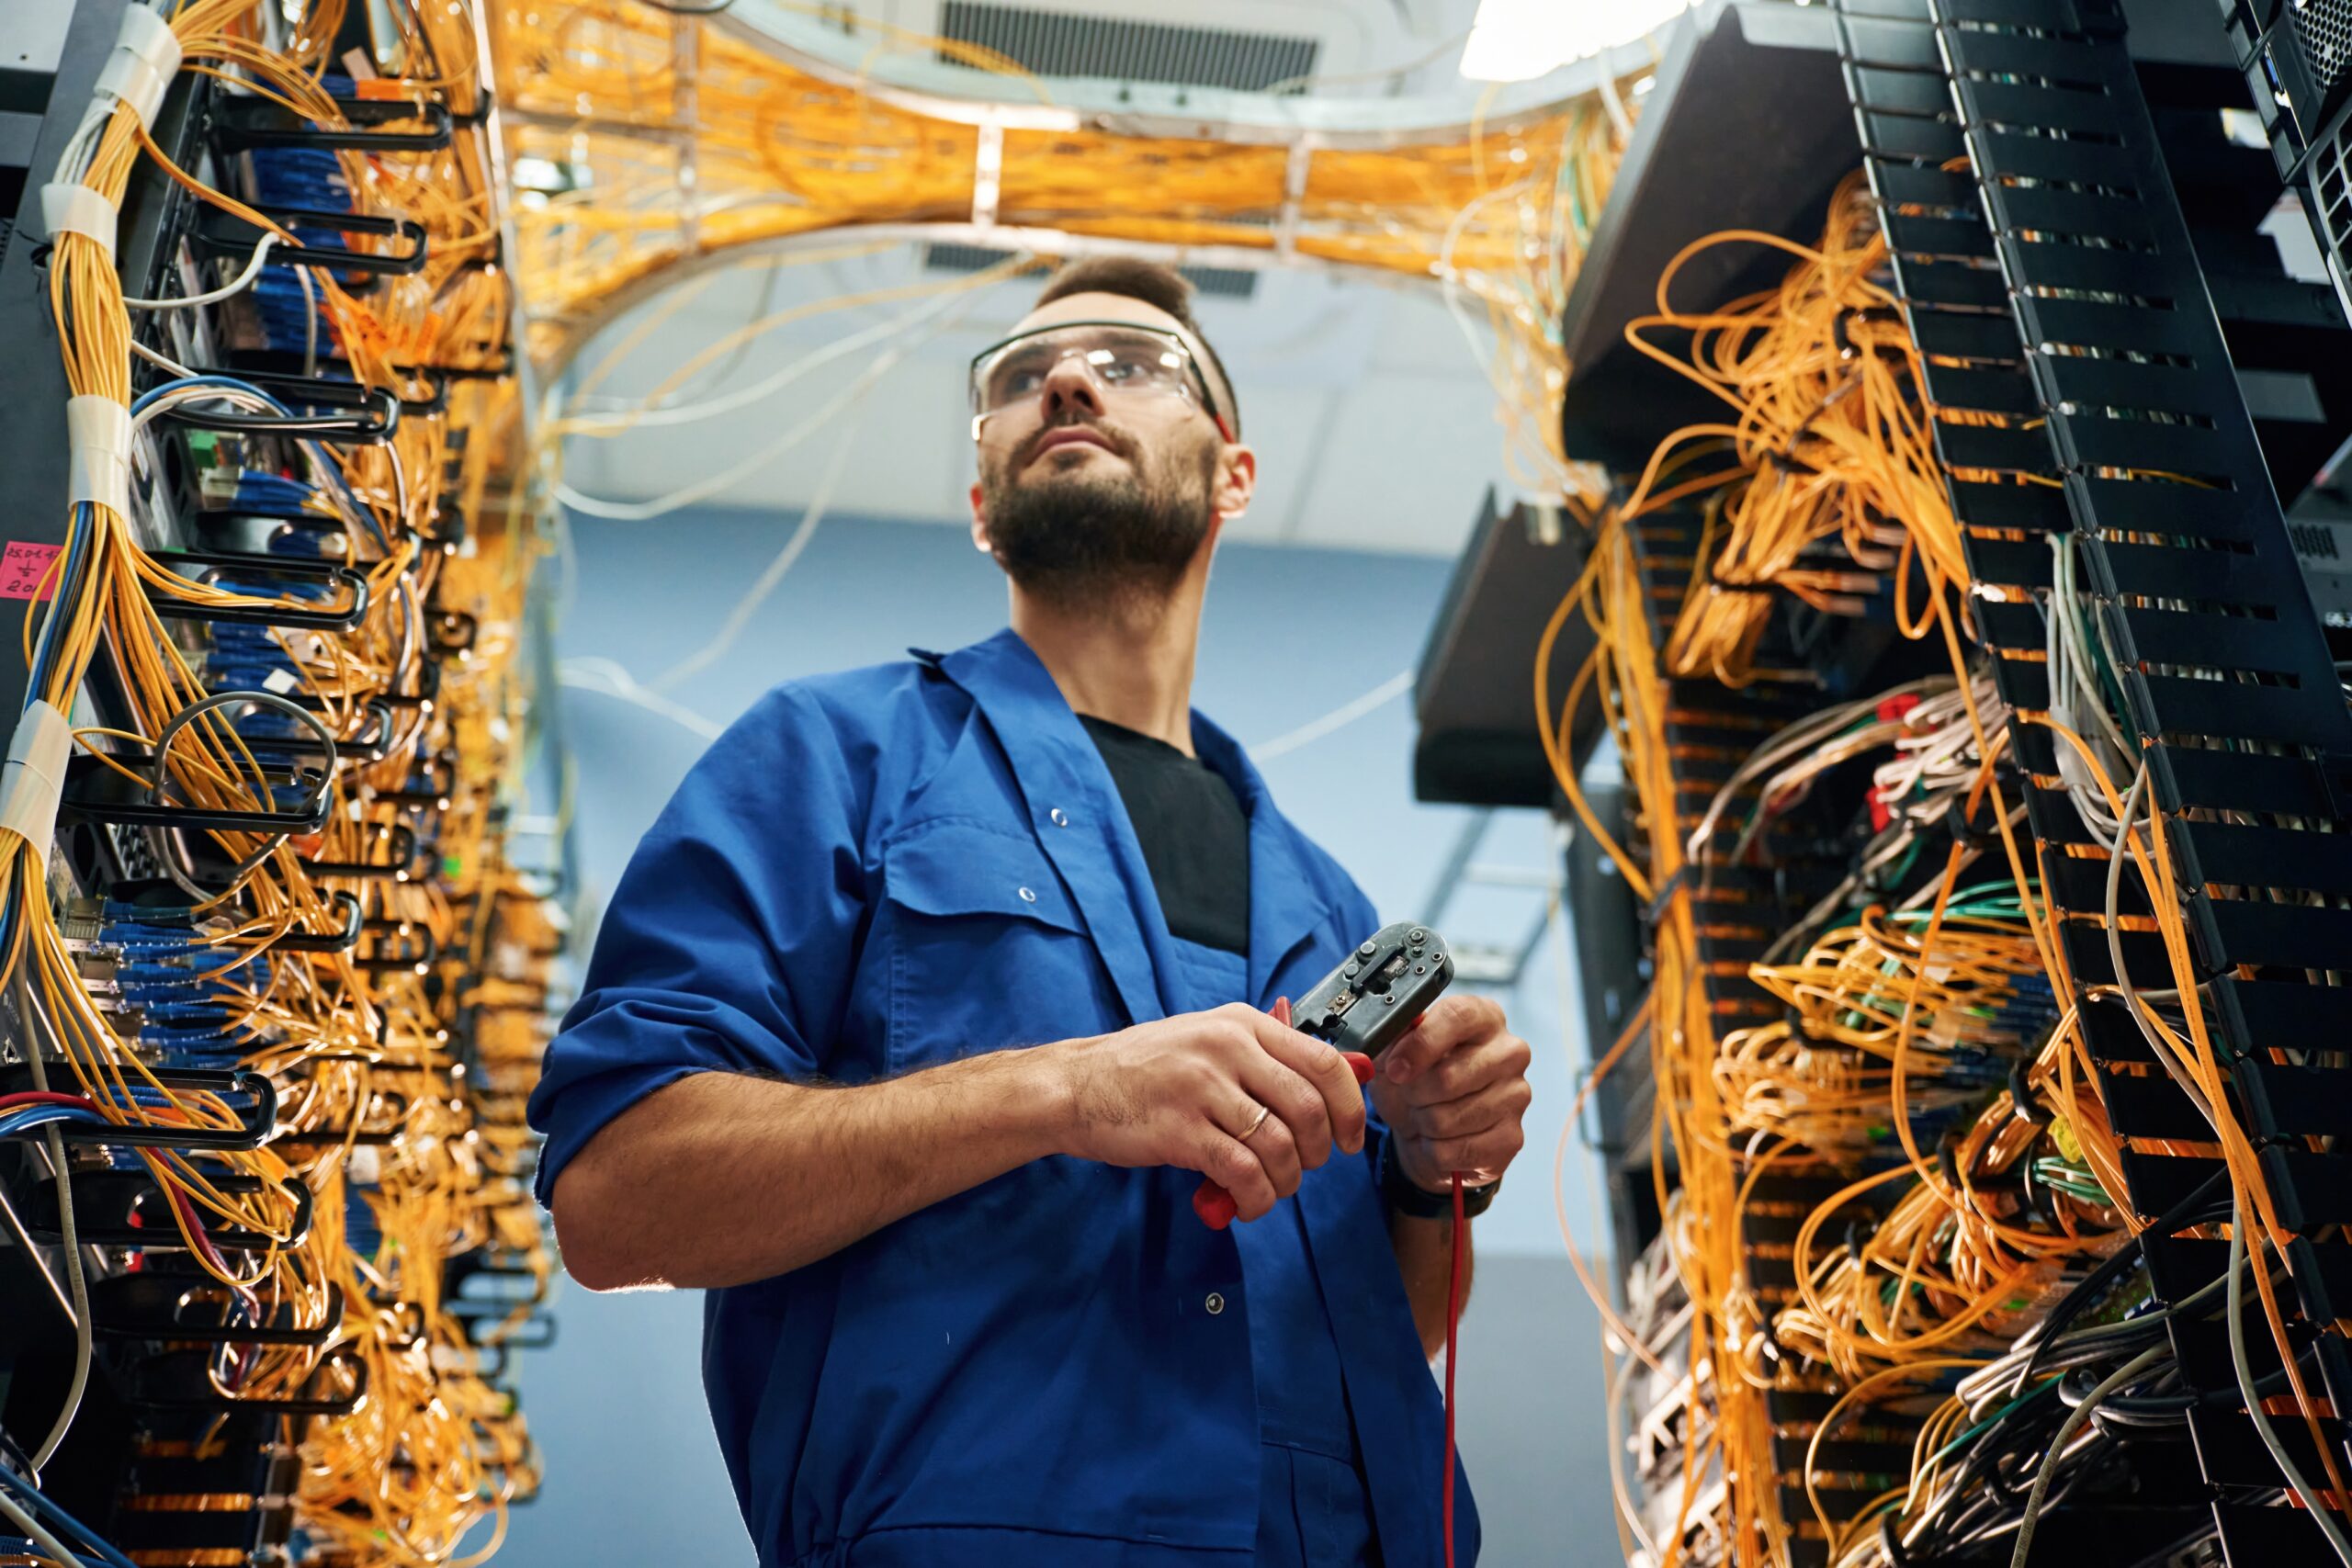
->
[529, 256, 1535, 1568]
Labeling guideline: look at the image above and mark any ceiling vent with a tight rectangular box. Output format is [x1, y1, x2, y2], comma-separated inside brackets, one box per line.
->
[923, 241, 1261, 299]
[933, 1, 1320, 94]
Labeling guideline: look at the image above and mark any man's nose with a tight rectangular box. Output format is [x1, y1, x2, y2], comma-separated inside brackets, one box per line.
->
[1040, 355, 1105, 423]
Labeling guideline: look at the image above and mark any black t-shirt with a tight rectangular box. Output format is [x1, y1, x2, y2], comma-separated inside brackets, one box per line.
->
[1079, 715, 1250, 954]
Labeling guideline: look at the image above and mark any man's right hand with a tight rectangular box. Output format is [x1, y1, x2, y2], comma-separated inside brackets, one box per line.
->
[1043, 1002, 1368, 1223]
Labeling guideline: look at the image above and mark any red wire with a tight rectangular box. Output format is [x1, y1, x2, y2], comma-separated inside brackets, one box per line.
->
[0, 1089, 97, 1112]
[1442, 1171, 1463, 1568]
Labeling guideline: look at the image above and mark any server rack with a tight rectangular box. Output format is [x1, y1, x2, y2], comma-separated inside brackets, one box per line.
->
[1414, 0, 2352, 1559]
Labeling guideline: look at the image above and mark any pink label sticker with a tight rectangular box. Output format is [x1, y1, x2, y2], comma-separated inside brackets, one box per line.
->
[0, 542, 60, 603]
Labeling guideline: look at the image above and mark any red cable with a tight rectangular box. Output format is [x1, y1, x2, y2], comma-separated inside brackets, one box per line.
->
[0, 1089, 98, 1112]
[1442, 1171, 1463, 1568]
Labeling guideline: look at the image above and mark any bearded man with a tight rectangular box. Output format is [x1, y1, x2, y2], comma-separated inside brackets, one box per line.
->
[530, 256, 1534, 1568]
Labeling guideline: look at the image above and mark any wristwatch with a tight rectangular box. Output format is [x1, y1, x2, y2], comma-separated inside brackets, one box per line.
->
[1373, 1124, 1499, 1221]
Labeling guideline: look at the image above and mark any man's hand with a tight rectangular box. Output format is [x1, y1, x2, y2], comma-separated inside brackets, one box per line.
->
[1045, 1002, 1368, 1223]
[1371, 994, 1532, 1194]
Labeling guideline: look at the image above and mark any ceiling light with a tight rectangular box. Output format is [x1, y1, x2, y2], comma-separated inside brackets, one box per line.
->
[1458, 0, 1695, 83]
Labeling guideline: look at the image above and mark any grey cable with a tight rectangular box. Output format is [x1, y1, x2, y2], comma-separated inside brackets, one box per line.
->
[2103, 764, 2217, 1128]
[0, 1161, 74, 1324]
[0, 1482, 95, 1568]
[2007, 1343, 2168, 1568]
[2228, 1216, 2352, 1566]
[20, 963, 87, 1477]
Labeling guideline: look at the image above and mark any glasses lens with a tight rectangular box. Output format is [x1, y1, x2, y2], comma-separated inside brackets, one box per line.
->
[973, 325, 1194, 417]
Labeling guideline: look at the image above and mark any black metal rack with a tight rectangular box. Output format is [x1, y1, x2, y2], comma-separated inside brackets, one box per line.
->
[1412, 489, 1602, 809]
[1833, 0, 2352, 1555]
[1459, 0, 2352, 1558]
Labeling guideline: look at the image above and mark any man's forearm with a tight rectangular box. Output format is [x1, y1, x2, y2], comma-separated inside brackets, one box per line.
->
[553, 1048, 1072, 1291]
[1388, 1209, 1474, 1360]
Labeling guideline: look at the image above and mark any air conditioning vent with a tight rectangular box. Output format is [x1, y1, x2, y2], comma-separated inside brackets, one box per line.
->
[934, 1, 1319, 95]
[924, 242, 1260, 299]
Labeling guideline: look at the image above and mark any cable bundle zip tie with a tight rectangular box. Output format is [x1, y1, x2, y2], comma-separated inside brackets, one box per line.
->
[94, 3, 184, 132]
[0, 702, 74, 852]
[40, 183, 117, 257]
[66, 395, 133, 517]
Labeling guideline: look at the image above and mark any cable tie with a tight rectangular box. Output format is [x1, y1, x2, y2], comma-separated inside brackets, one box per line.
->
[1643, 864, 1692, 927]
[2008, 1058, 2054, 1124]
[0, 702, 73, 852]
[1942, 797, 1987, 852]
[93, 3, 184, 132]
[1937, 1134, 1964, 1195]
[65, 395, 133, 517]
[40, 183, 117, 258]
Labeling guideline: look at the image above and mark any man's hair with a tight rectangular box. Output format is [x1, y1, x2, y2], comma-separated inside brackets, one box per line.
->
[1034, 255, 1240, 436]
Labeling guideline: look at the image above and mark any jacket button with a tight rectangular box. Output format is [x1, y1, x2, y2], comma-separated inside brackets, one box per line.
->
[1204, 1292, 1226, 1315]
[1049, 807, 1069, 827]
[1018, 886, 1038, 903]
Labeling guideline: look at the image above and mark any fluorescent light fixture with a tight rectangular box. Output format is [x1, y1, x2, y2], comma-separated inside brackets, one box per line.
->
[1458, 0, 1696, 82]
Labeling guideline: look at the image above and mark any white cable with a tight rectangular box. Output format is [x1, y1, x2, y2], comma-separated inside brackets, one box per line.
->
[124, 233, 277, 308]
[129, 338, 197, 379]
[554, 259, 1000, 521]
[0, 1483, 95, 1568]
[646, 428, 859, 694]
[294, 264, 320, 379]
[130, 383, 277, 434]
[560, 246, 1021, 432]
[555, 658, 724, 740]
[563, 285, 964, 434]
[2228, 1215, 2352, 1566]
[1248, 670, 1413, 761]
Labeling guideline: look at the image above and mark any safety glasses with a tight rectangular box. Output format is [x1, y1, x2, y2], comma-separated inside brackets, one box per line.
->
[967, 321, 1231, 440]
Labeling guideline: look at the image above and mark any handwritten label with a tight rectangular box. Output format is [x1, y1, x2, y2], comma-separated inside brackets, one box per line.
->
[0, 542, 62, 603]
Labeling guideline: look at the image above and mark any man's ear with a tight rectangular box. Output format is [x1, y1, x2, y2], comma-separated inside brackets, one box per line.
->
[968, 479, 993, 554]
[1212, 444, 1257, 523]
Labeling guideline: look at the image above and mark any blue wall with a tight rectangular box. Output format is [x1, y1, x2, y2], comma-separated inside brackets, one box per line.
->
[501, 508, 1618, 1565]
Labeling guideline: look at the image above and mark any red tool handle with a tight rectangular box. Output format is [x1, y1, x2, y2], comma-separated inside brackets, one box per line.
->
[1191, 997, 1374, 1230]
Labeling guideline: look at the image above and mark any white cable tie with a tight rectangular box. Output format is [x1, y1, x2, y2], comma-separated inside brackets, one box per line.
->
[93, 5, 182, 132]
[40, 183, 117, 258]
[66, 394, 133, 517]
[0, 702, 73, 852]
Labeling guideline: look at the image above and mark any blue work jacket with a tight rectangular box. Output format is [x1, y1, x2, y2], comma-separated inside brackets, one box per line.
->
[529, 627, 1477, 1567]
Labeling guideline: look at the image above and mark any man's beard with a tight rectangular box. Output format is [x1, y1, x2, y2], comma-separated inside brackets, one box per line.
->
[979, 423, 1217, 612]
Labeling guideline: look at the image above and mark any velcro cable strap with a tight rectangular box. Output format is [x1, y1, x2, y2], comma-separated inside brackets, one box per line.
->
[94, 4, 183, 131]
[40, 183, 117, 257]
[66, 395, 134, 516]
[0, 702, 73, 852]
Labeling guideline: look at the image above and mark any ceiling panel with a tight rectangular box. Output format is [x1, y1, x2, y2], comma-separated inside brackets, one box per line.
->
[1285, 376, 1509, 553]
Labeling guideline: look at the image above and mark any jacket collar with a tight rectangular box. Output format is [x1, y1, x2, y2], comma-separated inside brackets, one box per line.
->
[917, 629, 1339, 1017]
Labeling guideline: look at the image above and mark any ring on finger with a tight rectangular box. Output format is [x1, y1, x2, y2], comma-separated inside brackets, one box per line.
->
[1239, 1102, 1272, 1140]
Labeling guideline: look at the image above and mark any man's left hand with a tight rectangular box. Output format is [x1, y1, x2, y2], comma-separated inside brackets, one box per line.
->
[1369, 994, 1532, 1195]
